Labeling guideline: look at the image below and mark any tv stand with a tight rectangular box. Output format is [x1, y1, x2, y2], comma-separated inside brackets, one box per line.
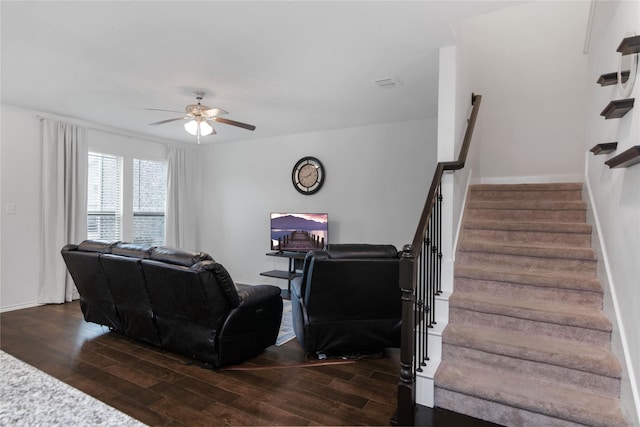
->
[261, 251, 306, 299]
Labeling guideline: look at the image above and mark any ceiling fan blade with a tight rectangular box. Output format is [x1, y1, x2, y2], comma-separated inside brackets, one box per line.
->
[212, 117, 256, 131]
[204, 108, 228, 117]
[143, 108, 186, 114]
[148, 117, 186, 126]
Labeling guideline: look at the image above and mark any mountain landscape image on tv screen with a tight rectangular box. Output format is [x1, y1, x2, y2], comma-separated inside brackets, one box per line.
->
[270, 213, 328, 252]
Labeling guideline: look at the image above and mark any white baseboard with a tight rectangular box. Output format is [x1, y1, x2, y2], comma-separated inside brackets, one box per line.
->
[480, 174, 583, 184]
[584, 180, 640, 427]
[441, 259, 454, 293]
[416, 359, 439, 408]
[0, 301, 42, 313]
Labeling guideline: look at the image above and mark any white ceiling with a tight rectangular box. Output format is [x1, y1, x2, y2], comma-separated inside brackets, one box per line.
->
[1, 1, 522, 144]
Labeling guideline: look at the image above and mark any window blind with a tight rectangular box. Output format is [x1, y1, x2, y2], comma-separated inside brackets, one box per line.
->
[87, 152, 122, 241]
[133, 159, 167, 246]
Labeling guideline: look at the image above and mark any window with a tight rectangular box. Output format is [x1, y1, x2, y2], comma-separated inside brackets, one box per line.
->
[87, 152, 122, 241]
[133, 159, 167, 245]
[87, 153, 167, 246]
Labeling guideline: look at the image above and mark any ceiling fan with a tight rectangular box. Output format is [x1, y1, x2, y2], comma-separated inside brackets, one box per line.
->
[146, 91, 256, 143]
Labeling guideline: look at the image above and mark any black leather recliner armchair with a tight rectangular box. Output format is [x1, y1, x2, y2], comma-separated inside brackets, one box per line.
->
[61, 240, 283, 368]
[290, 243, 402, 355]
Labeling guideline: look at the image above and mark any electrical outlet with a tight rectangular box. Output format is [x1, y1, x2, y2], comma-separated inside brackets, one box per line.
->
[6, 203, 16, 214]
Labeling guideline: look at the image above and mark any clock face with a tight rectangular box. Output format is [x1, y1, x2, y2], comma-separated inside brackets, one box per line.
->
[292, 156, 324, 195]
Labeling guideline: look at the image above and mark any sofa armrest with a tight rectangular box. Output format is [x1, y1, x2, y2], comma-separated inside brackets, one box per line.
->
[291, 276, 303, 299]
[236, 284, 282, 307]
[218, 284, 283, 365]
[61, 243, 78, 253]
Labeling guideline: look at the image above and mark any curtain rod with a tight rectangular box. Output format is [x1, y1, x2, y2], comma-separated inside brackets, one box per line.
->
[32, 113, 190, 147]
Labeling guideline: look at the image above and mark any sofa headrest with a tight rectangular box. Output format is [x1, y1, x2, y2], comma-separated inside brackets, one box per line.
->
[325, 244, 398, 259]
[77, 240, 120, 254]
[207, 262, 240, 307]
[112, 242, 154, 259]
[150, 246, 213, 267]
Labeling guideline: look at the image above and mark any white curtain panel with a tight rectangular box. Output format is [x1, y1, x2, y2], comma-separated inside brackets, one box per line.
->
[39, 119, 88, 303]
[165, 146, 198, 250]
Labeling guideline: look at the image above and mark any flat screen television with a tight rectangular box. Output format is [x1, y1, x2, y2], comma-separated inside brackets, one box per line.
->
[270, 212, 328, 252]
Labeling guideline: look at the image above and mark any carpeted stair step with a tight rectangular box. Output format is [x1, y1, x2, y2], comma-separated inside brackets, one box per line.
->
[455, 265, 603, 307]
[442, 323, 621, 396]
[469, 183, 583, 202]
[449, 292, 611, 332]
[435, 360, 630, 427]
[463, 219, 592, 247]
[466, 200, 586, 222]
[458, 240, 597, 275]
[449, 292, 612, 345]
[436, 182, 629, 426]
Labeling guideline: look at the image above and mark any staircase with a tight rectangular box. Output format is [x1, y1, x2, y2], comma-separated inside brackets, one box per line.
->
[434, 183, 631, 427]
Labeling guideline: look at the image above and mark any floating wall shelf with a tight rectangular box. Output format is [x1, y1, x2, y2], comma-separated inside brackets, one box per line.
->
[617, 35, 640, 55]
[590, 143, 618, 155]
[597, 71, 629, 86]
[605, 146, 640, 168]
[601, 98, 635, 119]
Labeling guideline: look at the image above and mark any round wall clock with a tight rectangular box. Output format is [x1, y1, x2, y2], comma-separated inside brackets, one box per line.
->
[292, 156, 325, 195]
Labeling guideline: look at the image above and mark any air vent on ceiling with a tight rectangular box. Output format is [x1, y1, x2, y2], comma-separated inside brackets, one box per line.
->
[373, 77, 402, 89]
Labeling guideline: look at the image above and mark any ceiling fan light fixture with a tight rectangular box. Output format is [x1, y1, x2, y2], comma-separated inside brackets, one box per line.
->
[184, 119, 214, 136]
[184, 120, 198, 135]
[199, 120, 214, 136]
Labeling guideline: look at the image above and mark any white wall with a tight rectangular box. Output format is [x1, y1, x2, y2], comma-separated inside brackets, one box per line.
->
[452, 1, 590, 183]
[1, 105, 42, 311]
[436, 45, 478, 290]
[198, 118, 437, 288]
[584, 1, 640, 423]
[446, 43, 478, 250]
[0, 104, 175, 311]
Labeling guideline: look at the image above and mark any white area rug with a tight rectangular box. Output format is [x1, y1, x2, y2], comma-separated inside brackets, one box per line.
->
[276, 299, 295, 346]
[0, 350, 144, 427]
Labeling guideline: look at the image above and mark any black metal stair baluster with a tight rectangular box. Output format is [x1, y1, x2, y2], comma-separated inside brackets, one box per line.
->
[416, 243, 424, 372]
[437, 188, 443, 296]
[431, 187, 440, 327]
[428, 204, 434, 328]
[416, 252, 420, 373]
[422, 235, 429, 364]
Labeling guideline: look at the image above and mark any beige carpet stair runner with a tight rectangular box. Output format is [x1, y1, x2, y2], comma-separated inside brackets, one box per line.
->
[434, 183, 631, 427]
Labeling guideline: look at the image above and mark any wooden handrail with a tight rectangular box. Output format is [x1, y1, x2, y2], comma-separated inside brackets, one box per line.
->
[408, 94, 482, 256]
[394, 93, 482, 426]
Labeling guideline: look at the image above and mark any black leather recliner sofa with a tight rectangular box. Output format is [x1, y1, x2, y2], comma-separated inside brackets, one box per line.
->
[290, 243, 402, 355]
[61, 240, 283, 368]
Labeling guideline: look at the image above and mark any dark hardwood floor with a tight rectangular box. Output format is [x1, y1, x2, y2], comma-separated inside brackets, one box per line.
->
[1, 301, 498, 426]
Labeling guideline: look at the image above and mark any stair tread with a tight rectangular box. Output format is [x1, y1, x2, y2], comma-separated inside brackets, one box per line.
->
[455, 264, 603, 293]
[464, 219, 592, 234]
[470, 183, 583, 192]
[450, 291, 611, 331]
[467, 199, 586, 210]
[443, 323, 621, 378]
[459, 239, 596, 260]
[435, 360, 630, 427]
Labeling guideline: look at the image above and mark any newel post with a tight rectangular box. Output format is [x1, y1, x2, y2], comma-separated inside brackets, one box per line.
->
[396, 244, 416, 426]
